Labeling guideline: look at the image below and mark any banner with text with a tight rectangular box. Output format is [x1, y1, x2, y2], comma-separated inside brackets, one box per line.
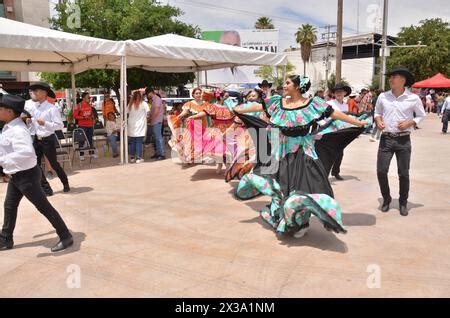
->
[201, 29, 279, 85]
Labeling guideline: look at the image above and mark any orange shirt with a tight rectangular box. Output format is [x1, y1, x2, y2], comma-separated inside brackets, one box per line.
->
[102, 99, 117, 117]
[73, 102, 94, 127]
[347, 98, 358, 114]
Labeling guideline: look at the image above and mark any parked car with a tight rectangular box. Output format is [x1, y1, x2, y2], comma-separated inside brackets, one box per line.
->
[91, 94, 119, 113]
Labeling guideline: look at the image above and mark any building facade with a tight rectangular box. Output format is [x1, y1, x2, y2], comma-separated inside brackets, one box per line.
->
[286, 33, 395, 93]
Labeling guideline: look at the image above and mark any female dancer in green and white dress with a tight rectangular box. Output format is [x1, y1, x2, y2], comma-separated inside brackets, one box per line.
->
[232, 75, 370, 238]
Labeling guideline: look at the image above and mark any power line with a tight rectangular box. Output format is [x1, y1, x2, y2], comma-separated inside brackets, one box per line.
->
[174, 0, 314, 28]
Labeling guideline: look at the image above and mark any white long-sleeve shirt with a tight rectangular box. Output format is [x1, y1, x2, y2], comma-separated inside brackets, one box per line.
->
[327, 99, 349, 112]
[441, 96, 450, 114]
[374, 90, 426, 133]
[27, 100, 64, 138]
[0, 117, 37, 175]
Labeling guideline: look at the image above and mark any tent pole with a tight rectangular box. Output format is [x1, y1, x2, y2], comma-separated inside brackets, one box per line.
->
[123, 56, 129, 164]
[71, 71, 76, 111]
[205, 70, 208, 86]
[119, 56, 125, 164]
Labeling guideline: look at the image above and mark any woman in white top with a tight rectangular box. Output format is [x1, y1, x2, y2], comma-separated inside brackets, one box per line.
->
[127, 91, 150, 163]
[105, 112, 121, 158]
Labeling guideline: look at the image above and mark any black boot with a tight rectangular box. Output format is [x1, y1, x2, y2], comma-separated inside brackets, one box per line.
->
[63, 183, 70, 193]
[381, 197, 391, 212]
[0, 236, 14, 250]
[51, 235, 74, 252]
[399, 202, 408, 216]
[399, 176, 410, 216]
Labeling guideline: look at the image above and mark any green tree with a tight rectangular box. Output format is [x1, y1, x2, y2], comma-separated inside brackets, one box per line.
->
[41, 0, 200, 99]
[387, 18, 450, 81]
[319, 73, 350, 91]
[256, 62, 296, 88]
[295, 24, 317, 76]
[255, 16, 275, 29]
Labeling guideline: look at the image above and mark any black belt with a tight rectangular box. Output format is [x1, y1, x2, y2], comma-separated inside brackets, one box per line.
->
[9, 165, 38, 179]
[35, 134, 55, 141]
[382, 132, 411, 138]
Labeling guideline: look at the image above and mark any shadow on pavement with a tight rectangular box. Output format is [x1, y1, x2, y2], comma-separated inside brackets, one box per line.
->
[377, 198, 424, 211]
[53, 187, 94, 195]
[190, 169, 226, 181]
[342, 213, 377, 227]
[240, 216, 348, 254]
[329, 175, 361, 184]
[12, 231, 86, 257]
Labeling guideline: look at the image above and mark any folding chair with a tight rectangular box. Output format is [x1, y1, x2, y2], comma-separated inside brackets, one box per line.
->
[54, 133, 72, 170]
[72, 128, 98, 167]
[55, 130, 72, 151]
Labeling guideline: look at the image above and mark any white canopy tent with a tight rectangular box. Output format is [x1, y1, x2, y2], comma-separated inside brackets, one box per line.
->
[0, 18, 289, 164]
[0, 17, 129, 163]
[94, 34, 287, 73]
[0, 18, 125, 73]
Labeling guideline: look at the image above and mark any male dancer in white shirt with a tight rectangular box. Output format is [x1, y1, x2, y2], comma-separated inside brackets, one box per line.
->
[327, 83, 351, 181]
[375, 67, 426, 216]
[0, 94, 73, 252]
[27, 82, 70, 195]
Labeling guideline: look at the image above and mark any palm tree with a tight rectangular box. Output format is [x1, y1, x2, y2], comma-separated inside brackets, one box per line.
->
[295, 24, 317, 76]
[255, 17, 275, 29]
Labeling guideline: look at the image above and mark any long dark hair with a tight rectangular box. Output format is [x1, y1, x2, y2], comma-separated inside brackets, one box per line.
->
[247, 89, 266, 109]
[288, 75, 311, 94]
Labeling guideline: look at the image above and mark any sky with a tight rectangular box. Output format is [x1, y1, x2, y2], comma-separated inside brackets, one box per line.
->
[162, 0, 450, 50]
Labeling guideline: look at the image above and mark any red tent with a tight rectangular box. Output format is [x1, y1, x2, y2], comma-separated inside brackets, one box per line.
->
[412, 73, 450, 88]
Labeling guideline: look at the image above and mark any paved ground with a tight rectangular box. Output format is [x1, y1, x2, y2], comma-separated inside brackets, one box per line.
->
[0, 115, 449, 298]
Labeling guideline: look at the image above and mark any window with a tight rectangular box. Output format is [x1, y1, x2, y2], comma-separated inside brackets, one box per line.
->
[0, 0, 4, 18]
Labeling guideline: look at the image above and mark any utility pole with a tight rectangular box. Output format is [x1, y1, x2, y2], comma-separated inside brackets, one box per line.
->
[336, 0, 343, 83]
[380, 0, 389, 90]
[357, 0, 360, 34]
[322, 25, 336, 82]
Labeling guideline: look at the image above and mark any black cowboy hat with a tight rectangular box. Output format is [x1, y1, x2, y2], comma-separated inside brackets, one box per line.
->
[28, 82, 56, 99]
[385, 66, 415, 87]
[258, 80, 272, 88]
[0, 94, 25, 113]
[332, 83, 352, 97]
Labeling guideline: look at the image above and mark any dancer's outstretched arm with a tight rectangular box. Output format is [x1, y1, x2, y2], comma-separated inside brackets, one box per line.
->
[187, 111, 207, 120]
[331, 110, 368, 127]
[233, 103, 264, 114]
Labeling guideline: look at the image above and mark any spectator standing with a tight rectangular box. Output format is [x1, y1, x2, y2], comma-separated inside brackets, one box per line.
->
[127, 91, 150, 163]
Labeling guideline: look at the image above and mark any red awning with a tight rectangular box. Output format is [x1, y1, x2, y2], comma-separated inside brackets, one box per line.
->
[412, 73, 450, 88]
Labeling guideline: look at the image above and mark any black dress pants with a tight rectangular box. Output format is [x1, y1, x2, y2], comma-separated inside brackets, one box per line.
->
[377, 134, 411, 204]
[34, 135, 69, 190]
[442, 109, 450, 133]
[0, 165, 71, 240]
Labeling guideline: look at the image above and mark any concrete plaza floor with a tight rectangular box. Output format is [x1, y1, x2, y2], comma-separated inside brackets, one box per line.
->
[0, 114, 449, 297]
